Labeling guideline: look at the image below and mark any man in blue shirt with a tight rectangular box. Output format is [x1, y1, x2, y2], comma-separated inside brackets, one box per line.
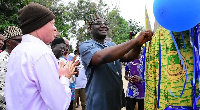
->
[79, 12, 153, 110]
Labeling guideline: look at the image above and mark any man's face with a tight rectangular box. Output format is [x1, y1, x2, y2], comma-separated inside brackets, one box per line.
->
[0, 34, 4, 49]
[52, 43, 66, 58]
[90, 18, 109, 40]
[37, 19, 57, 44]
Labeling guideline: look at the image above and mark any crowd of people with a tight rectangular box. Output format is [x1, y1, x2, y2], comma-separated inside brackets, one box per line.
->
[0, 2, 154, 110]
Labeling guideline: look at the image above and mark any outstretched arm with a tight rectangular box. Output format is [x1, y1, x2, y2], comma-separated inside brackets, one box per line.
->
[91, 30, 153, 65]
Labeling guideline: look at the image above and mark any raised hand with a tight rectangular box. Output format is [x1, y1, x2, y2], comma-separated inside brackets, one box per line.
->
[135, 30, 154, 46]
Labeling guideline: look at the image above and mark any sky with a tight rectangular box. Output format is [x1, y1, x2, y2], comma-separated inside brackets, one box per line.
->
[104, 0, 146, 27]
[62, 0, 147, 27]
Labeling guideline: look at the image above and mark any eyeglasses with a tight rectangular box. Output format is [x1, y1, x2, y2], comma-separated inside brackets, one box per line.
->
[11, 39, 22, 43]
[92, 21, 110, 26]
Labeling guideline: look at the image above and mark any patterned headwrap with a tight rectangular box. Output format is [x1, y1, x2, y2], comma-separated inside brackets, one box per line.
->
[86, 12, 107, 25]
[3, 26, 23, 41]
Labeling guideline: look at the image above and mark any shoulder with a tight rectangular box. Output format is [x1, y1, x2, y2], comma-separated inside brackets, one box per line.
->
[80, 40, 94, 49]
[105, 41, 116, 46]
[79, 40, 98, 53]
[12, 42, 54, 62]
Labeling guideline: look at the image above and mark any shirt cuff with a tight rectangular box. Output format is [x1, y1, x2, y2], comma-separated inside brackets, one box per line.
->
[60, 76, 70, 87]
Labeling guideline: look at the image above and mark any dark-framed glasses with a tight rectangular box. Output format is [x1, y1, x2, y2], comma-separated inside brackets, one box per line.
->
[92, 21, 110, 26]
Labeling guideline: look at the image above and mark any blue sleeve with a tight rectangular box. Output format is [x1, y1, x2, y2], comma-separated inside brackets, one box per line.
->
[79, 40, 100, 69]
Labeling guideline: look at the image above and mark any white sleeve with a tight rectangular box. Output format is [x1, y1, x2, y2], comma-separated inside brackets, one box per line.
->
[34, 54, 71, 110]
[59, 76, 71, 94]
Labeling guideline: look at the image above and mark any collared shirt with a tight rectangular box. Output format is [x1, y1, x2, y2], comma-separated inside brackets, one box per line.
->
[5, 34, 71, 110]
[79, 39, 123, 110]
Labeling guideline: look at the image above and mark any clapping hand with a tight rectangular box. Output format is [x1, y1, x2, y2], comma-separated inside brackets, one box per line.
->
[71, 55, 80, 76]
[59, 61, 76, 79]
[72, 55, 80, 67]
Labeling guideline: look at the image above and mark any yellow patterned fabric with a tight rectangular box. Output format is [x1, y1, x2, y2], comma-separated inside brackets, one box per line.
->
[145, 27, 200, 110]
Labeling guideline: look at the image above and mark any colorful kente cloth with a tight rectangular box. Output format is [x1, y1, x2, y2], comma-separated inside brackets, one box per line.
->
[145, 26, 200, 110]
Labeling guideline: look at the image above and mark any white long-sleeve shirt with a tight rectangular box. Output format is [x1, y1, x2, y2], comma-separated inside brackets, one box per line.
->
[5, 34, 71, 110]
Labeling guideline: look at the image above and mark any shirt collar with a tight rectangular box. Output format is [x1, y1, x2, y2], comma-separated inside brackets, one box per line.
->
[22, 34, 46, 45]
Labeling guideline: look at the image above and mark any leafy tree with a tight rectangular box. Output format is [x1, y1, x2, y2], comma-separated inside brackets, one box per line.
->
[64, 0, 143, 45]
[0, 0, 71, 39]
[107, 9, 144, 44]
[0, 0, 144, 45]
[0, 0, 25, 33]
[128, 19, 144, 38]
[64, 0, 109, 42]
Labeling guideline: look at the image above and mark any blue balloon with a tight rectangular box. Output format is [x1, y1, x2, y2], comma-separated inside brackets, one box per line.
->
[153, 0, 200, 32]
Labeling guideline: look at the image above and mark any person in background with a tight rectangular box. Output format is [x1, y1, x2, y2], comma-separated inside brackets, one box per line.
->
[63, 37, 73, 60]
[124, 54, 144, 110]
[51, 38, 80, 110]
[5, 3, 76, 110]
[124, 31, 144, 110]
[73, 41, 87, 110]
[79, 12, 153, 110]
[51, 38, 66, 59]
[0, 26, 22, 110]
[0, 34, 4, 52]
[61, 37, 79, 110]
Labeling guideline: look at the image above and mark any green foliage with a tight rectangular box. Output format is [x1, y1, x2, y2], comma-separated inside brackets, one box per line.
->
[63, 0, 109, 42]
[0, 0, 71, 39]
[0, 0, 25, 33]
[0, 0, 144, 45]
[107, 9, 144, 44]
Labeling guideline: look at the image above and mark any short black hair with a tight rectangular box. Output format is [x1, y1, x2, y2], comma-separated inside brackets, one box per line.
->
[51, 38, 65, 47]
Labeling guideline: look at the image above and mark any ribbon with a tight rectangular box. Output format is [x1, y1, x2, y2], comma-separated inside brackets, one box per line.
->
[169, 31, 190, 97]
[142, 43, 146, 91]
[165, 105, 194, 110]
[192, 24, 199, 110]
[157, 31, 162, 108]
[165, 24, 199, 110]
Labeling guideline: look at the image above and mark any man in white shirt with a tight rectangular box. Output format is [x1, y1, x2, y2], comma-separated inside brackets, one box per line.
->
[73, 42, 87, 110]
[5, 3, 76, 110]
